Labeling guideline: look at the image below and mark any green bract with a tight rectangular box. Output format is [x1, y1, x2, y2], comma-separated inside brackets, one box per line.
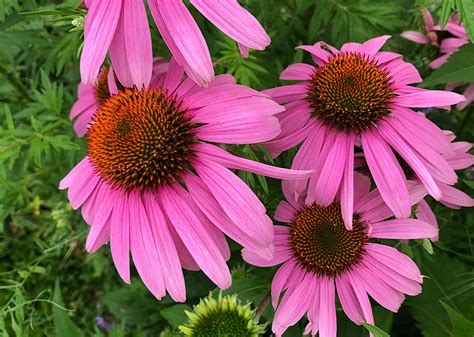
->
[179, 293, 266, 337]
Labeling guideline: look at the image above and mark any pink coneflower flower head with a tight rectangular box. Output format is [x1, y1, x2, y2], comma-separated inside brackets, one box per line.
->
[244, 174, 437, 337]
[70, 58, 170, 136]
[81, 0, 270, 87]
[401, 8, 468, 69]
[264, 35, 465, 228]
[60, 58, 311, 301]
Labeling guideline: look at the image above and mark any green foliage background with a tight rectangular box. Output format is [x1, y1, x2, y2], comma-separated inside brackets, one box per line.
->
[0, 0, 473, 336]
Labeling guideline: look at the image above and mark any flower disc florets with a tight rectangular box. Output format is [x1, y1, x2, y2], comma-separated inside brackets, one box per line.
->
[290, 203, 368, 276]
[307, 53, 396, 132]
[87, 87, 196, 191]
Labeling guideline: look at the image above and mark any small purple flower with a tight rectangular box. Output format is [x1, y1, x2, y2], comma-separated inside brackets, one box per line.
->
[96, 316, 112, 330]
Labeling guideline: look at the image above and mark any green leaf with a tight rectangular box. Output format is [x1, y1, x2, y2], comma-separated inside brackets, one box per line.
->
[440, 301, 474, 337]
[52, 282, 83, 337]
[422, 44, 474, 86]
[160, 304, 192, 328]
[361, 322, 390, 337]
[407, 253, 472, 337]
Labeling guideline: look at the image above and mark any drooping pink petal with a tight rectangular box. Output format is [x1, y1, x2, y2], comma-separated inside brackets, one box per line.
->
[458, 83, 474, 110]
[80, 0, 121, 83]
[378, 121, 441, 200]
[415, 199, 438, 241]
[341, 133, 356, 229]
[120, 0, 153, 87]
[110, 191, 130, 283]
[304, 126, 335, 204]
[70, 94, 96, 120]
[319, 276, 337, 337]
[439, 184, 474, 207]
[190, 0, 270, 50]
[67, 168, 101, 210]
[353, 263, 405, 312]
[59, 157, 93, 190]
[128, 192, 166, 300]
[361, 255, 422, 296]
[271, 260, 304, 308]
[370, 218, 438, 239]
[390, 107, 454, 156]
[242, 243, 291, 267]
[85, 216, 111, 253]
[311, 131, 349, 207]
[160, 184, 232, 289]
[272, 272, 316, 336]
[362, 129, 411, 218]
[365, 243, 422, 282]
[143, 193, 186, 302]
[194, 143, 313, 180]
[428, 54, 451, 69]
[345, 271, 375, 325]
[193, 158, 273, 247]
[149, 0, 214, 86]
[401, 31, 430, 44]
[336, 275, 364, 323]
[184, 83, 266, 109]
[184, 173, 272, 259]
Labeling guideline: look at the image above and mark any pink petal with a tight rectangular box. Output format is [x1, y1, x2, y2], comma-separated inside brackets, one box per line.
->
[164, 57, 184, 93]
[143, 193, 186, 302]
[85, 216, 111, 253]
[354, 263, 405, 312]
[345, 271, 375, 325]
[128, 192, 166, 300]
[358, 35, 391, 57]
[67, 168, 101, 210]
[263, 84, 308, 104]
[336, 275, 364, 323]
[149, 0, 214, 86]
[341, 133, 356, 229]
[361, 255, 422, 296]
[194, 143, 313, 180]
[271, 260, 303, 308]
[362, 130, 411, 218]
[110, 191, 130, 283]
[190, 0, 270, 50]
[319, 276, 337, 337]
[160, 184, 231, 289]
[416, 199, 438, 242]
[378, 121, 441, 200]
[274, 201, 296, 223]
[401, 31, 429, 44]
[120, 0, 153, 87]
[184, 173, 272, 259]
[428, 54, 451, 69]
[395, 90, 465, 108]
[370, 219, 438, 239]
[311, 131, 349, 207]
[80, 0, 121, 83]
[280, 63, 315, 81]
[193, 159, 273, 246]
[272, 272, 316, 336]
[365, 243, 422, 282]
[439, 184, 474, 207]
